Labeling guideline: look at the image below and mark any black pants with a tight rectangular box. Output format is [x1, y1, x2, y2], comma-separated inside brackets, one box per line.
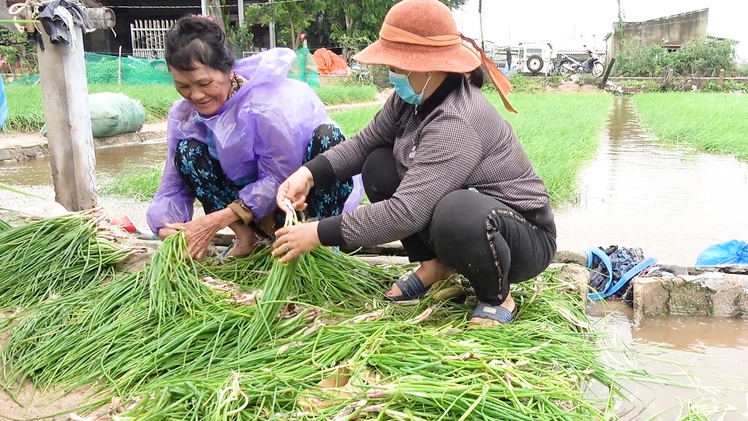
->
[362, 147, 557, 306]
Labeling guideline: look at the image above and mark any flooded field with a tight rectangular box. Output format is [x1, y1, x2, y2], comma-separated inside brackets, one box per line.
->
[555, 97, 748, 266]
[1, 97, 748, 419]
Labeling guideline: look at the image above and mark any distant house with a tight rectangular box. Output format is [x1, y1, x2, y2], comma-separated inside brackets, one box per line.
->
[604, 9, 710, 59]
[83, 0, 269, 57]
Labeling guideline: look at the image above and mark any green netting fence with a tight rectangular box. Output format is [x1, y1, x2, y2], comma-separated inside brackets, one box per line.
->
[12, 53, 173, 85]
[13, 50, 321, 87]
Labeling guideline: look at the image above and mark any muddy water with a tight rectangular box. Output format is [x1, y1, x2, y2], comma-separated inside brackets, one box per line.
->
[588, 302, 748, 420]
[0, 141, 166, 187]
[554, 97, 748, 266]
[2, 98, 748, 418]
[0, 141, 171, 230]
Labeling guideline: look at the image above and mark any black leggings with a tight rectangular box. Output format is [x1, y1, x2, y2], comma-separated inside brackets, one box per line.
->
[362, 147, 557, 305]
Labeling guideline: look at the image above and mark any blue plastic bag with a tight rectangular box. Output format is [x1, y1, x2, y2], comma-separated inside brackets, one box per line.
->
[0, 75, 7, 128]
[695, 239, 748, 266]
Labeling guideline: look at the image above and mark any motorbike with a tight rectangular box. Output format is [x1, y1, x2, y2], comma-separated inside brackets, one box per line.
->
[553, 53, 605, 78]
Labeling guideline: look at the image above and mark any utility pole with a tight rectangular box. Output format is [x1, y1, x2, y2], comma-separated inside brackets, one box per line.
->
[617, 0, 624, 22]
[478, 0, 484, 50]
[201, 0, 208, 16]
[268, 0, 276, 48]
[238, 0, 245, 28]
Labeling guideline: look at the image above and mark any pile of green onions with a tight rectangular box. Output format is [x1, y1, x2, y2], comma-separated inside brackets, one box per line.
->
[0, 212, 647, 420]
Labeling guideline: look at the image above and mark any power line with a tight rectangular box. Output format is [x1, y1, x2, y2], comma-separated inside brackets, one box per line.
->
[107, 0, 310, 9]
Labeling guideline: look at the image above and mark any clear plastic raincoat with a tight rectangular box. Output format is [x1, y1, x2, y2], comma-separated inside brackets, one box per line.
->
[147, 48, 359, 234]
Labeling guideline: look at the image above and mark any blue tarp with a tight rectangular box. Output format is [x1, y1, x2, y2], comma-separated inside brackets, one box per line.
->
[0, 75, 7, 128]
[695, 239, 748, 266]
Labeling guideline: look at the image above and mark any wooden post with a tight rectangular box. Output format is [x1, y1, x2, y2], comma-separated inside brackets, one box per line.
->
[663, 68, 673, 90]
[37, 27, 97, 211]
[598, 57, 615, 90]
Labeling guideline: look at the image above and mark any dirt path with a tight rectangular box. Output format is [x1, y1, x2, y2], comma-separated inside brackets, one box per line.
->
[0, 381, 103, 420]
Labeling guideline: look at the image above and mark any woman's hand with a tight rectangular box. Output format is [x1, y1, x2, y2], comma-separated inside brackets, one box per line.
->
[164, 213, 223, 259]
[277, 167, 314, 212]
[272, 221, 321, 263]
[158, 226, 182, 241]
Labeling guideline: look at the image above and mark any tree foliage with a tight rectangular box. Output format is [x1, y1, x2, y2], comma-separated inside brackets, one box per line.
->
[245, 0, 325, 50]
[0, 27, 37, 74]
[612, 37, 738, 77]
[245, 0, 467, 54]
[611, 39, 671, 77]
[670, 38, 736, 76]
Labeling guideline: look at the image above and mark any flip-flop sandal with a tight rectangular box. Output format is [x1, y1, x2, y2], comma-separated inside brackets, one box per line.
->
[384, 271, 427, 303]
[470, 302, 519, 325]
[218, 242, 254, 260]
[219, 244, 234, 259]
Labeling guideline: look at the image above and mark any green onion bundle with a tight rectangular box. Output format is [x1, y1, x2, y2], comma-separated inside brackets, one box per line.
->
[239, 203, 300, 352]
[293, 246, 398, 309]
[146, 232, 221, 323]
[0, 211, 132, 310]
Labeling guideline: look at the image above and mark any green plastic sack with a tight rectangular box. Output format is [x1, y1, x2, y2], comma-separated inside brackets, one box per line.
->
[88, 92, 146, 137]
[288, 45, 320, 87]
[41, 92, 146, 138]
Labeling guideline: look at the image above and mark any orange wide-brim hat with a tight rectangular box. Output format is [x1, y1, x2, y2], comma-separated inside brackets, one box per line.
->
[353, 0, 515, 112]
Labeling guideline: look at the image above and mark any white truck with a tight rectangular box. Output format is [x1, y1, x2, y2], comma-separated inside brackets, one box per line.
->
[515, 42, 606, 76]
[516, 42, 554, 75]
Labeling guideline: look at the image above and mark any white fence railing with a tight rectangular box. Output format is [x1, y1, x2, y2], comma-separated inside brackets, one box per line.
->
[130, 20, 176, 59]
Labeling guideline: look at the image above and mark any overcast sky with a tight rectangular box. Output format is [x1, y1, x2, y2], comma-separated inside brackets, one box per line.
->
[453, 0, 748, 59]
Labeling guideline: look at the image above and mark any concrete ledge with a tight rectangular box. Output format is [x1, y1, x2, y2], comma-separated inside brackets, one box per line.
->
[633, 272, 748, 324]
[117, 235, 748, 324]
[0, 122, 167, 162]
[94, 130, 167, 147]
[547, 262, 590, 300]
[0, 143, 49, 162]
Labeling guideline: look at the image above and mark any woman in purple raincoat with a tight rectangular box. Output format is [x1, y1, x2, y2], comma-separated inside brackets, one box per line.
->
[146, 15, 359, 259]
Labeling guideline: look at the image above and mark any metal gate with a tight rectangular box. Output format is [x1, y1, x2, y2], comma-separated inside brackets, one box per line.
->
[130, 20, 176, 59]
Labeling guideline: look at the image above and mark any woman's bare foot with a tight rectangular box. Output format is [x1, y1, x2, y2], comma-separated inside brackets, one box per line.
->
[226, 222, 258, 257]
[469, 293, 517, 327]
[386, 258, 456, 299]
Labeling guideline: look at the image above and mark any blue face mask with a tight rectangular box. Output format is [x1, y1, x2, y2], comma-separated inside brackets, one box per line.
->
[389, 71, 432, 105]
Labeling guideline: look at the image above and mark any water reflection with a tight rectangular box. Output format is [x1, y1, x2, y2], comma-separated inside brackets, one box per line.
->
[555, 97, 748, 266]
[0, 141, 167, 188]
[635, 314, 748, 351]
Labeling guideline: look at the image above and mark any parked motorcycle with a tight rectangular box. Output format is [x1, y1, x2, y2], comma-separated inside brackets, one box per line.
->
[553, 53, 604, 78]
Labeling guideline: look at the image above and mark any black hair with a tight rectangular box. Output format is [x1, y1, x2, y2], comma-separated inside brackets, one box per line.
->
[165, 15, 235, 74]
[467, 66, 485, 88]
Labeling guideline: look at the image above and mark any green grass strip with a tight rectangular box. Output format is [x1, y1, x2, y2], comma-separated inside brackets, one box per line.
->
[630, 92, 748, 161]
[488, 92, 614, 204]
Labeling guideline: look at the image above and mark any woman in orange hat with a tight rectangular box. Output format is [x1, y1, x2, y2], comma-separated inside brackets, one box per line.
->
[273, 0, 556, 326]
